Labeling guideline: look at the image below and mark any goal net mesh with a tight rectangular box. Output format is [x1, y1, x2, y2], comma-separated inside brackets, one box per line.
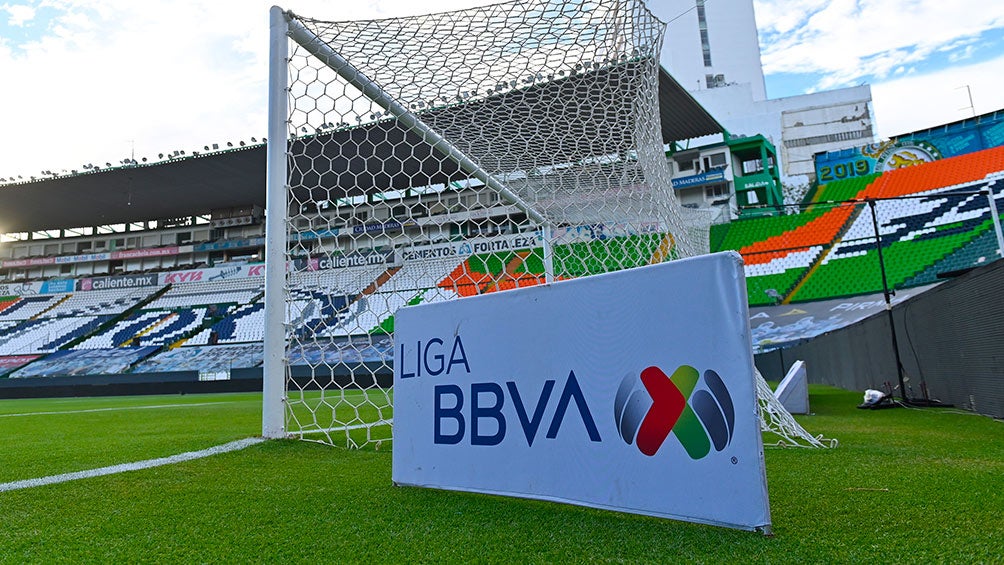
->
[277, 0, 720, 447]
[756, 369, 837, 448]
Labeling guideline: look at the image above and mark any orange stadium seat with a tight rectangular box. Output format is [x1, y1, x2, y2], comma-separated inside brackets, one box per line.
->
[863, 145, 1004, 199]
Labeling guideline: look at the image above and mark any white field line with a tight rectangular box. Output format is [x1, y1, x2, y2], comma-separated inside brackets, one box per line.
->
[0, 437, 265, 493]
[0, 401, 237, 418]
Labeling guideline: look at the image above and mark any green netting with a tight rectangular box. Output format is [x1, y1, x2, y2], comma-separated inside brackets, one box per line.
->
[553, 233, 663, 277]
[516, 249, 546, 275]
[466, 252, 517, 276]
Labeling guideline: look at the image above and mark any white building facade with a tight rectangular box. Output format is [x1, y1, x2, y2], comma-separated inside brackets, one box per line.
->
[649, 0, 875, 194]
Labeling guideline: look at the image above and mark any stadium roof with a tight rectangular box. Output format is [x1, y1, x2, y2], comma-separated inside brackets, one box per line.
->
[0, 67, 724, 233]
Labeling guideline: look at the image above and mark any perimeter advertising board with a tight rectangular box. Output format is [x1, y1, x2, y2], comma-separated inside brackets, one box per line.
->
[393, 252, 771, 531]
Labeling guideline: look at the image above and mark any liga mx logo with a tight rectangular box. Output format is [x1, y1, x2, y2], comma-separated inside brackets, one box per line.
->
[614, 365, 735, 459]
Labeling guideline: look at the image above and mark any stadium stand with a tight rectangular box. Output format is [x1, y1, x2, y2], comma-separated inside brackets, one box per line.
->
[710, 145, 1004, 304]
[3, 138, 1003, 379]
[8, 347, 160, 378]
[130, 344, 263, 373]
[0, 295, 66, 321]
[187, 303, 265, 345]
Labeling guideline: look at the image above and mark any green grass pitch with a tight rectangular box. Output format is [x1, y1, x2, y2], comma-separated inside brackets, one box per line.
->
[1, 386, 1002, 562]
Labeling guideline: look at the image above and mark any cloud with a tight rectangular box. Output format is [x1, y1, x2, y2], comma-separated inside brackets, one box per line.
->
[2, 3, 35, 26]
[0, 0, 502, 180]
[754, 0, 1004, 90]
[870, 53, 1004, 137]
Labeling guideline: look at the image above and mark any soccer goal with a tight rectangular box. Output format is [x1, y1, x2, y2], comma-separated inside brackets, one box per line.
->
[266, 0, 841, 449]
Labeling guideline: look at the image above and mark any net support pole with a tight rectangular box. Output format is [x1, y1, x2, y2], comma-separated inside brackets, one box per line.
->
[985, 189, 1004, 259]
[284, 13, 548, 228]
[542, 223, 555, 284]
[262, 5, 289, 439]
[867, 199, 908, 402]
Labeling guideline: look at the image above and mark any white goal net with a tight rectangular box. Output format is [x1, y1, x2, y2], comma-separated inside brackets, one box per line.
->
[262, 0, 772, 448]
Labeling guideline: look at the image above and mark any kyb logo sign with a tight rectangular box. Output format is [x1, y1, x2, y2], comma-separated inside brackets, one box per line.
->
[614, 365, 734, 459]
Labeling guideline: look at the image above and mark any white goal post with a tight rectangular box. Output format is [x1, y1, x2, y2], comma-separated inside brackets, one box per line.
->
[262, 0, 829, 450]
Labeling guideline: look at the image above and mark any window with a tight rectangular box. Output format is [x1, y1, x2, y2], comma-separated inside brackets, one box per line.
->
[705, 185, 729, 199]
[741, 158, 764, 175]
[703, 152, 727, 170]
[697, 0, 712, 67]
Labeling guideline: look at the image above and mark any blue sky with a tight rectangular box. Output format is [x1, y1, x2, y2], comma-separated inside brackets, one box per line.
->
[1, 0, 1003, 181]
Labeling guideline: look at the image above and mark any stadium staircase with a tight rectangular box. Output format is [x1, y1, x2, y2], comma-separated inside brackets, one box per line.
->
[31, 294, 72, 320]
[779, 204, 864, 304]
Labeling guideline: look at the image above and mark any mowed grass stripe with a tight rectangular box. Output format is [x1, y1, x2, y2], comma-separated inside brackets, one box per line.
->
[0, 392, 263, 484]
[0, 437, 264, 493]
[0, 401, 237, 418]
[1, 386, 1003, 562]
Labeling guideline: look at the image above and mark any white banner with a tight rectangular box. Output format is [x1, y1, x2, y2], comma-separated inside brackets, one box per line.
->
[393, 252, 771, 531]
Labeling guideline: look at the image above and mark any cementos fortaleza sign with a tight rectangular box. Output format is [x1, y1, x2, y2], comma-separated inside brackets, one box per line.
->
[399, 233, 542, 262]
[393, 252, 771, 531]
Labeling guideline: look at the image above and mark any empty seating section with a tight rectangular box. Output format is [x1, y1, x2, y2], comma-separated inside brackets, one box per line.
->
[189, 303, 265, 345]
[131, 344, 264, 373]
[809, 173, 880, 203]
[0, 297, 20, 314]
[739, 205, 857, 260]
[553, 234, 664, 278]
[0, 295, 65, 321]
[46, 288, 158, 317]
[140, 309, 208, 345]
[715, 149, 1004, 303]
[713, 208, 830, 253]
[76, 311, 167, 348]
[905, 229, 1002, 286]
[861, 146, 1004, 199]
[0, 316, 106, 355]
[435, 234, 667, 297]
[320, 291, 411, 337]
[291, 264, 388, 294]
[4, 171, 1003, 378]
[73, 308, 206, 349]
[743, 247, 822, 306]
[287, 334, 394, 366]
[8, 347, 160, 378]
[146, 277, 263, 309]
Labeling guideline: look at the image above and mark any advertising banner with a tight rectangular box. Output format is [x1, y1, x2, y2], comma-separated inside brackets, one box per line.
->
[393, 252, 771, 531]
[111, 246, 180, 260]
[351, 220, 415, 234]
[0, 281, 44, 296]
[0, 257, 55, 268]
[399, 233, 543, 263]
[814, 111, 1004, 183]
[54, 252, 111, 264]
[76, 273, 160, 291]
[159, 264, 261, 285]
[304, 250, 395, 271]
[0, 355, 40, 372]
[671, 166, 728, 189]
[39, 279, 75, 294]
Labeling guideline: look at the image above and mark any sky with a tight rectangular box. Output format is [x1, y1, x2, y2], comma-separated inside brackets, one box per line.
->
[0, 0, 1002, 182]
